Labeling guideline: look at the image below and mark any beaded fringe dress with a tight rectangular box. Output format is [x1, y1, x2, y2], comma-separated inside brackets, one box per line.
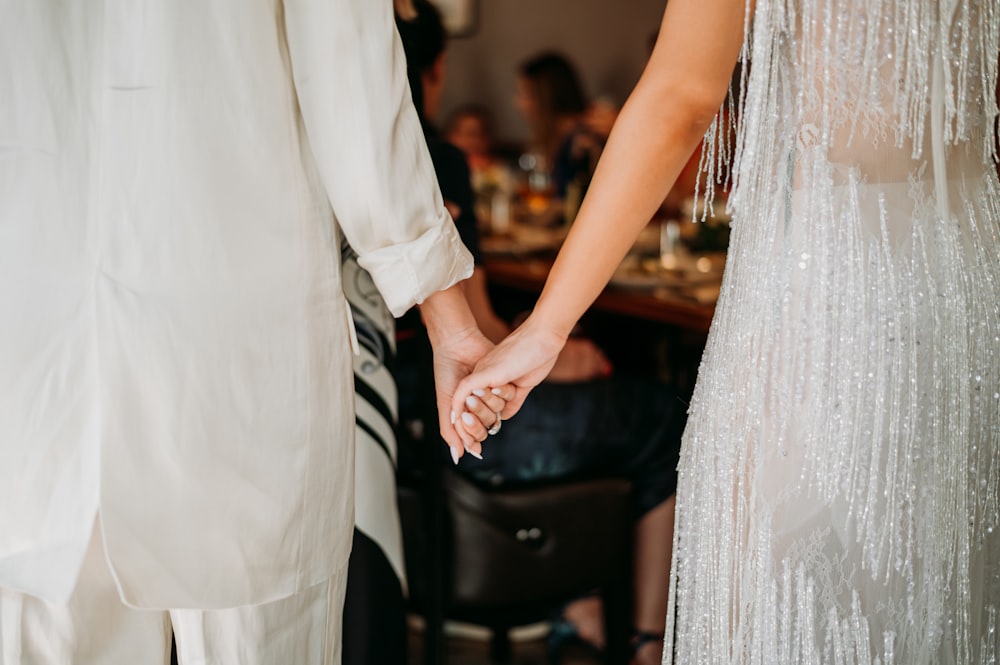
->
[666, 1, 1000, 663]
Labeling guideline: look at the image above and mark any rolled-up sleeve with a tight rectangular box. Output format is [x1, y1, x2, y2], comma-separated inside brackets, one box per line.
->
[282, 0, 472, 316]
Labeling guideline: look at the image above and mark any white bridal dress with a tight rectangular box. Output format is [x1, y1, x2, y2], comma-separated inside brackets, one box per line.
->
[666, 1, 1000, 663]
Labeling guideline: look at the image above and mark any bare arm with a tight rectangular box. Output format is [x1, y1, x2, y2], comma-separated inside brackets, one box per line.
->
[453, 0, 747, 417]
[463, 267, 612, 382]
[532, 0, 745, 339]
[461, 268, 512, 344]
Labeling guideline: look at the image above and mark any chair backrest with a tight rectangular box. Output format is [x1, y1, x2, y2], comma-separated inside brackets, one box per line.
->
[442, 472, 632, 612]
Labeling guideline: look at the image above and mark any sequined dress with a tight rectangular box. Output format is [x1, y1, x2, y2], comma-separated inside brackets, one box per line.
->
[666, 2, 1000, 663]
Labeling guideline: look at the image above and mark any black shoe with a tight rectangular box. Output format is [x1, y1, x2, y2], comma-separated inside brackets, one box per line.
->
[629, 630, 665, 663]
[546, 615, 603, 663]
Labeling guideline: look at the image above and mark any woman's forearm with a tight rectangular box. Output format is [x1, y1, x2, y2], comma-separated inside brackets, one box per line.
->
[530, 0, 746, 338]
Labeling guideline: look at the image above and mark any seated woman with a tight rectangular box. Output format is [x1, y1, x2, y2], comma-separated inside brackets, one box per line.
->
[395, 5, 684, 664]
[514, 52, 618, 201]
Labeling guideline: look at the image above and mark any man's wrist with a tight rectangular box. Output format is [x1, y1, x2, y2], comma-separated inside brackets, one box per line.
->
[420, 284, 479, 348]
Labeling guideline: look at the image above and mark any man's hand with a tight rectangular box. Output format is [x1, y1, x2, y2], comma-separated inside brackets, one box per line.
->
[420, 284, 511, 462]
[430, 325, 494, 459]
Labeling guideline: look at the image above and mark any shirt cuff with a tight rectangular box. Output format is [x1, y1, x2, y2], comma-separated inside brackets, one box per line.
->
[357, 214, 474, 318]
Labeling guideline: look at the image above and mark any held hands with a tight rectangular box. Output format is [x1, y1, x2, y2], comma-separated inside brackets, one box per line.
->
[421, 284, 517, 464]
[450, 315, 569, 441]
[428, 326, 514, 462]
[451, 336, 603, 446]
[424, 287, 573, 463]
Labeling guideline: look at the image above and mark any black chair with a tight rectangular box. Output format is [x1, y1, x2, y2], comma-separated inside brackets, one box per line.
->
[399, 469, 633, 664]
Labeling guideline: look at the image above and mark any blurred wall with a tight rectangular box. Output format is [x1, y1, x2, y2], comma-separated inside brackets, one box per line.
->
[438, 0, 668, 145]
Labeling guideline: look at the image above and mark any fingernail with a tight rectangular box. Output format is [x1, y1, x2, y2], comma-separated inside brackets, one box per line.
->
[472, 389, 486, 397]
[464, 444, 483, 460]
[491, 388, 503, 395]
[450, 410, 456, 425]
[450, 447, 460, 465]
[465, 395, 478, 408]
[461, 412, 475, 426]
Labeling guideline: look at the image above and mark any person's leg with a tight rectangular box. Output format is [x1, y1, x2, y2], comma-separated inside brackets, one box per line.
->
[599, 378, 682, 664]
[341, 529, 407, 665]
[475, 377, 682, 662]
[0, 524, 171, 665]
[560, 495, 674, 665]
[631, 495, 674, 665]
[557, 499, 675, 665]
[560, 595, 606, 650]
[171, 563, 348, 665]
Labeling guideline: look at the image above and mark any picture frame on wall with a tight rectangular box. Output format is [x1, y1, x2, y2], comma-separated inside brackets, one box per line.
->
[434, 0, 478, 37]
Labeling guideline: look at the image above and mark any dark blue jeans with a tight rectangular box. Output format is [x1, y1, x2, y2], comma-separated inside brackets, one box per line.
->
[457, 376, 685, 517]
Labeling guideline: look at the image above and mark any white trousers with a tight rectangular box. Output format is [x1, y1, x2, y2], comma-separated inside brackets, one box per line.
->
[0, 525, 347, 665]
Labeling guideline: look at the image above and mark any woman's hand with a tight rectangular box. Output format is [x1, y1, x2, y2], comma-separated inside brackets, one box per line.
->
[451, 315, 569, 428]
[454, 384, 516, 455]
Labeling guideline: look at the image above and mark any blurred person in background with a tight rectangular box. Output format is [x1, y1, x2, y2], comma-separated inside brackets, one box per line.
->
[445, 104, 503, 178]
[514, 52, 618, 202]
[445, 105, 516, 231]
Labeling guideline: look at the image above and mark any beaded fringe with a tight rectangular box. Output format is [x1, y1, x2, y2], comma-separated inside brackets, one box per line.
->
[667, 1, 1000, 663]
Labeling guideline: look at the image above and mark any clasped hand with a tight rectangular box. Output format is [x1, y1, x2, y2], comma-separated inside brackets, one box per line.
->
[438, 315, 567, 461]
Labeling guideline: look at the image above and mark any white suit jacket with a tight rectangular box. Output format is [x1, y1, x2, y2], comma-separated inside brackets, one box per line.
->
[0, 0, 471, 608]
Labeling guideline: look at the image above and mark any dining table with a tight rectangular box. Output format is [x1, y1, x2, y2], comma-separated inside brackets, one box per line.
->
[479, 220, 723, 335]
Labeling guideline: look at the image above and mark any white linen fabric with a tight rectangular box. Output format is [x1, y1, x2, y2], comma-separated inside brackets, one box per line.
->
[0, 524, 348, 665]
[667, 1, 999, 663]
[0, 0, 472, 610]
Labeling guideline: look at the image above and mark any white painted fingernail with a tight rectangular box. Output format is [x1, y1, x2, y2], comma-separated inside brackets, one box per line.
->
[450, 447, 460, 465]
[461, 412, 475, 426]
[450, 410, 456, 425]
[491, 388, 503, 395]
[472, 389, 486, 397]
[464, 444, 483, 460]
[465, 395, 478, 408]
